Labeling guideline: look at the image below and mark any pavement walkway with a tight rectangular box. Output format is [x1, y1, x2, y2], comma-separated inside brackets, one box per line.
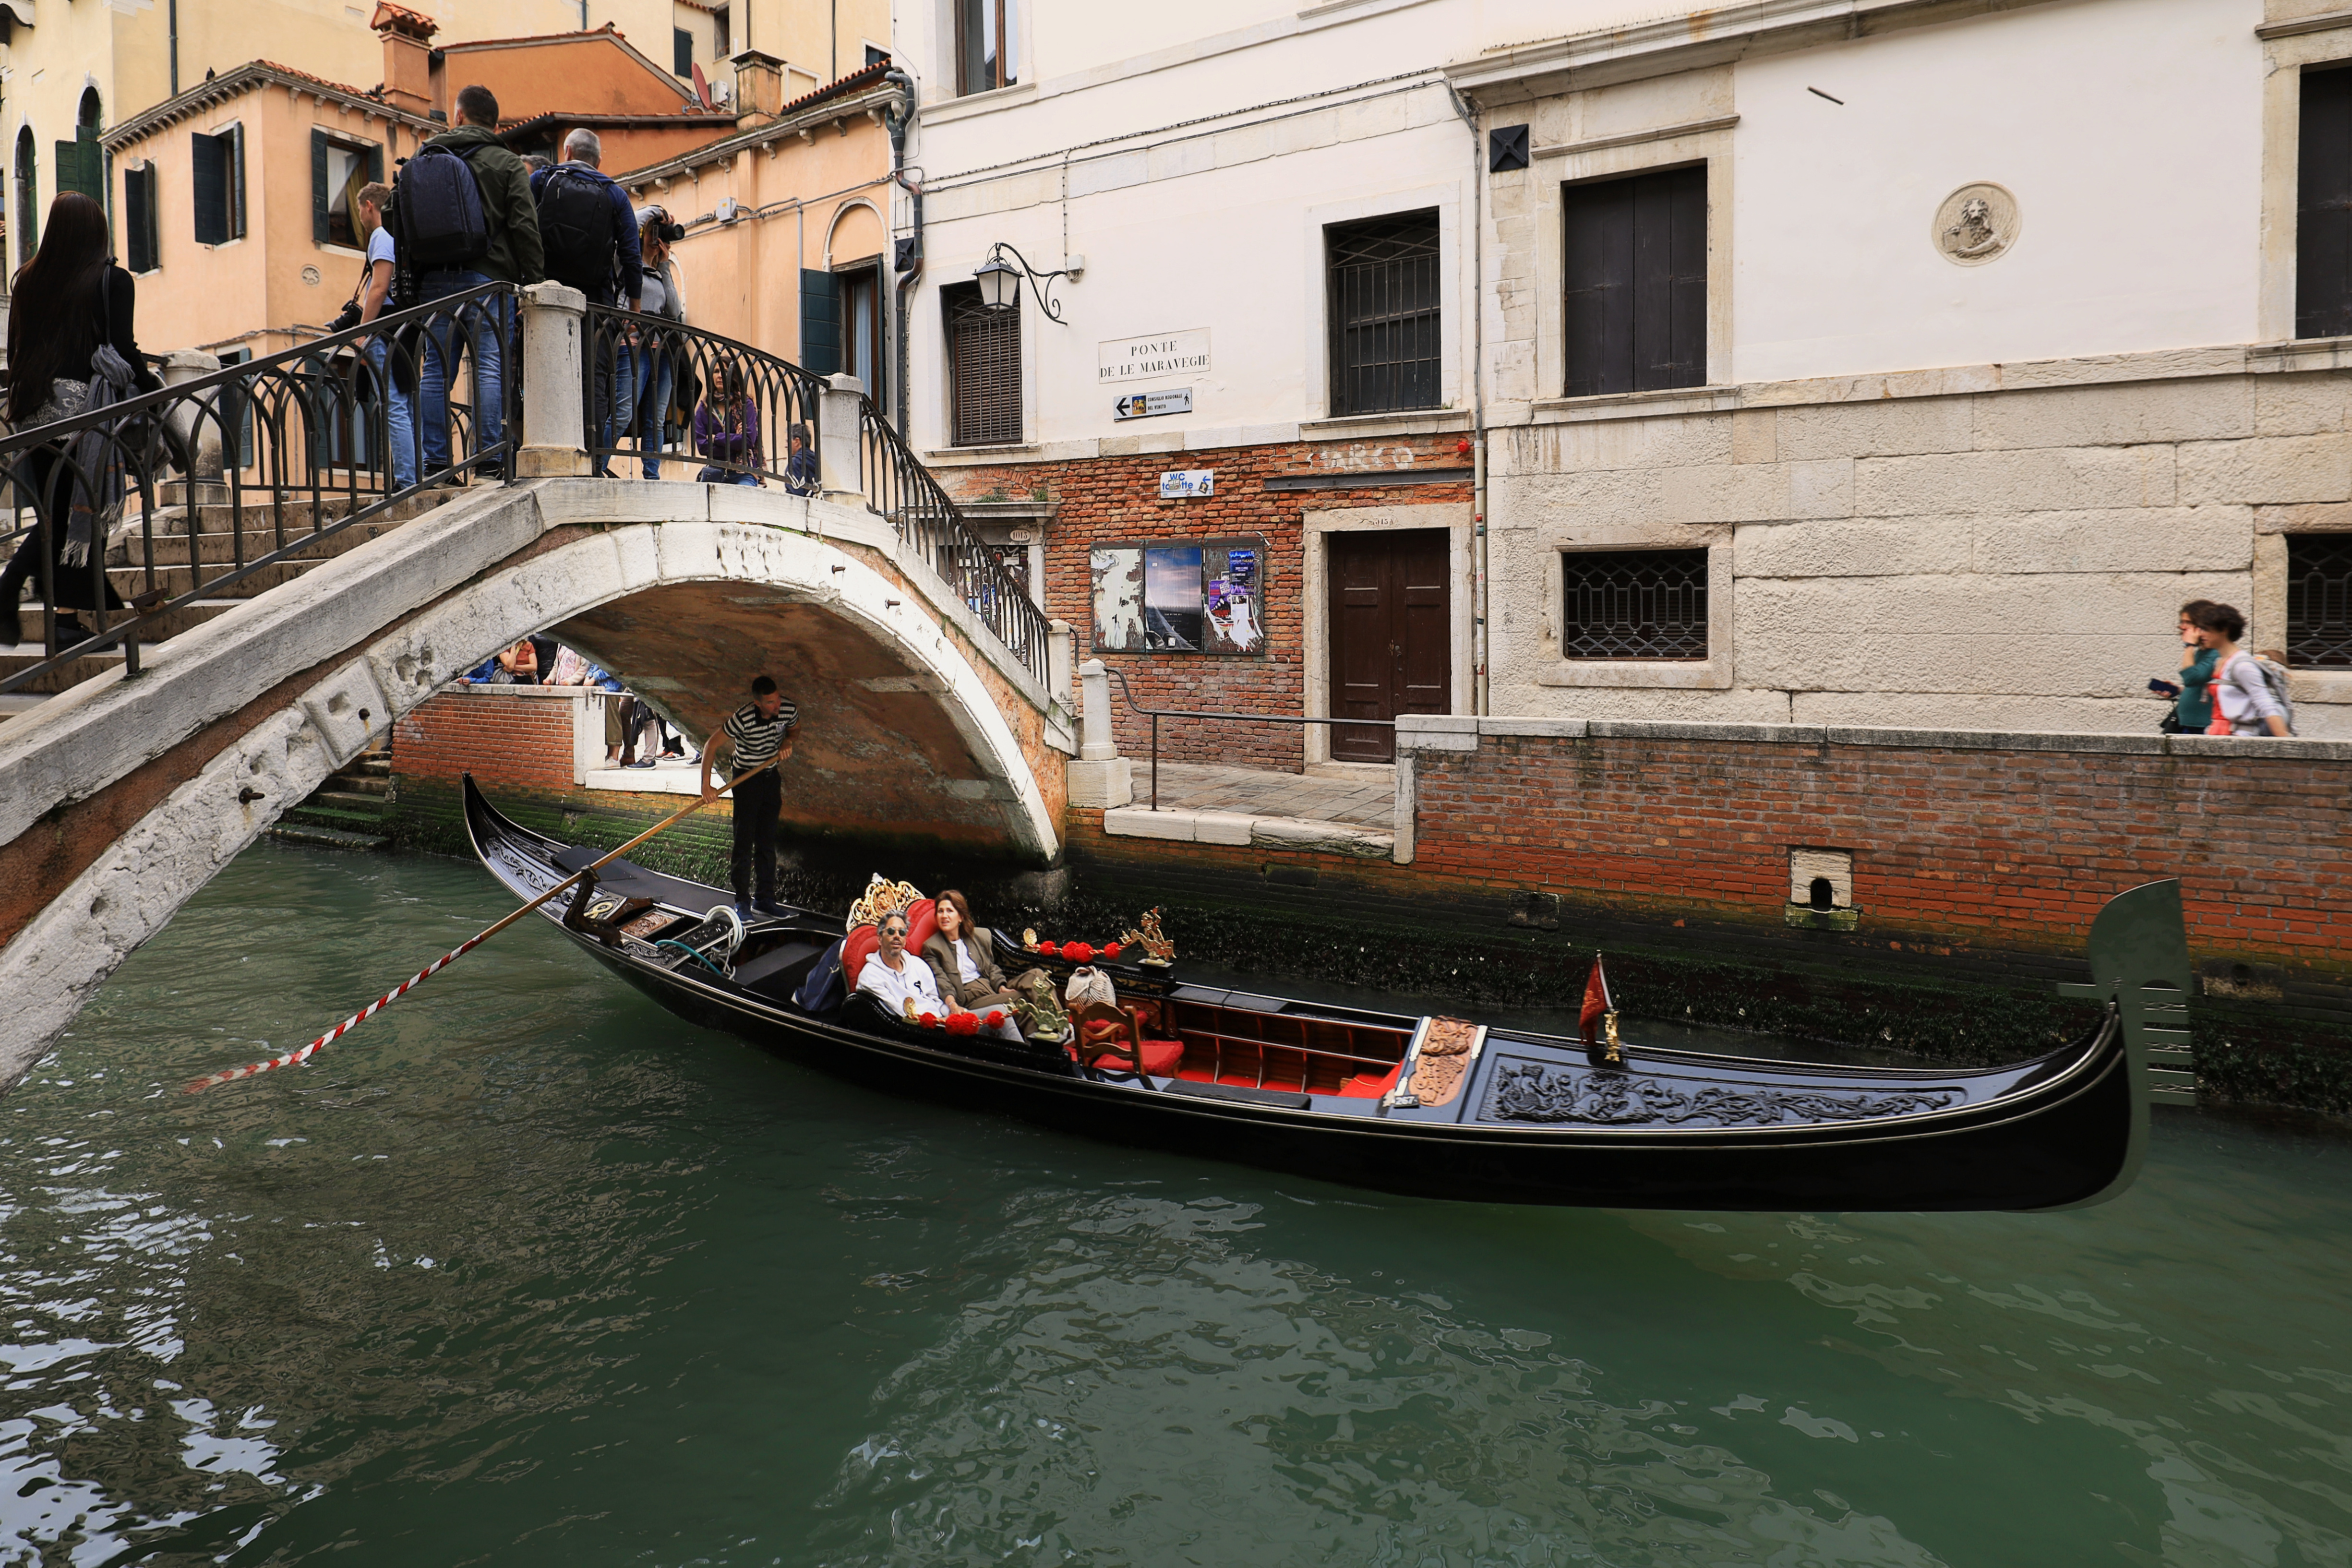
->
[1131, 762, 1395, 829]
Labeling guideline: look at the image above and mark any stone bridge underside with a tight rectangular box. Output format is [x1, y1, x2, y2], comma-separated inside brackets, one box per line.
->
[0, 479, 1074, 1089]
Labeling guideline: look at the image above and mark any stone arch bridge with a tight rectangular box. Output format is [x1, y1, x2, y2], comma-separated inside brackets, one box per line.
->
[0, 471, 1079, 1088]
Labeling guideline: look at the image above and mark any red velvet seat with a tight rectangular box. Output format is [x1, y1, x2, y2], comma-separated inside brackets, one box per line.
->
[1095, 1040, 1184, 1077]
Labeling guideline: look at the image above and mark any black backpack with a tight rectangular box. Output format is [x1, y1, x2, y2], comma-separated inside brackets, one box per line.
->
[392, 142, 490, 270]
[536, 166, 618, 297]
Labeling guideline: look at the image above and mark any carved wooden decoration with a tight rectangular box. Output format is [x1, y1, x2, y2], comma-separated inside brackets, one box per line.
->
[845, 874, 924, 933]
[1486, 1061, 1960, 1127]
[1406, 1016, 1483, 1107]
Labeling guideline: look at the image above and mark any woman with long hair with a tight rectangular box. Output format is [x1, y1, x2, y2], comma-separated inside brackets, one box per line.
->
[0, 191, 159, 646]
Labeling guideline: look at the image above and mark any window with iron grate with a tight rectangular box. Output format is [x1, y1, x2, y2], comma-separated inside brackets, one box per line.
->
[1560, 548, 1709, 659]
[2287, 534, 2352, 667]
[1326, 209, 1442, 416]
[945, 281, 1021, 446]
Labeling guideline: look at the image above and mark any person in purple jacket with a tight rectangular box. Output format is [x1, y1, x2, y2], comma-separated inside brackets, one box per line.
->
[693, 362, 763, 484]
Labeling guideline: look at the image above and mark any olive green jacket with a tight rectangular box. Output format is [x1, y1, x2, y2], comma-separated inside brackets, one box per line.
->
[417, 124, 545, 287]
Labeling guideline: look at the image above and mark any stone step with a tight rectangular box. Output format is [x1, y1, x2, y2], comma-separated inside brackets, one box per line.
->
[284, 803, 387, 832]
[327, 772, 391, 796]
[108, 558, 316, 601]
[269, 823, 388, 852]
[0, 645, 126, 692]
[173, 486, 456, 535]
[353, 756, 392, 776]
[312, 788, 388, 813]
[0, 692, 49, 727]
[108, 518, 405, 569]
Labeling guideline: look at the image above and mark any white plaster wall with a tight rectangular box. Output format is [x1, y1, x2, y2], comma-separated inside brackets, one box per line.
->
[1731, 0, 2267, 383]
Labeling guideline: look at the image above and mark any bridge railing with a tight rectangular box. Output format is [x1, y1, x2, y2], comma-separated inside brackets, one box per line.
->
[0, 282, 518, 694]
[579, 300, 1053, 691]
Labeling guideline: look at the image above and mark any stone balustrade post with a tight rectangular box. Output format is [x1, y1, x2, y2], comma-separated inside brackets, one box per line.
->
[156, 349, 226, 501]
[516, 281, 591, 478]
[1066, 657, 1133, 808]
[818, 373, 868, 498]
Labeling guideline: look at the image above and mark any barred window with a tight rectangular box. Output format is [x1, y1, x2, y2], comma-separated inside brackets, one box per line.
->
[2287, 534, 2352, 667]
[1326, 209, 1441, 417]
[945, 282, 1021, 446]
[1560, 548, 1709, 659]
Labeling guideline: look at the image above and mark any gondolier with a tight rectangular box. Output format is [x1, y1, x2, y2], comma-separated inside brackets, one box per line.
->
[701, 675, 798, 919]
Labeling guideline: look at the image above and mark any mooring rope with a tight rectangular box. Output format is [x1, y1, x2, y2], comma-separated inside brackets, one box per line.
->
[183, 756, 775, 1095]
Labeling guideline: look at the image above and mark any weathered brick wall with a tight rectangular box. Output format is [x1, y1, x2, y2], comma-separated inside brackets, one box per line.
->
[943, 436, 1471, 769]
[1401, 725, 2351, 990]
[393, 690, 577, 789]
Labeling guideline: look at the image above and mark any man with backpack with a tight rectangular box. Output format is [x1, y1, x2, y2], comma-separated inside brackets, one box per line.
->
[395, 84, 543, 482]
[532, 128, 642, 477]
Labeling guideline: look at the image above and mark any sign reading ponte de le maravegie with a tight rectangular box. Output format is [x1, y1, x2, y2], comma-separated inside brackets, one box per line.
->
[1099, 329, 1210, 384]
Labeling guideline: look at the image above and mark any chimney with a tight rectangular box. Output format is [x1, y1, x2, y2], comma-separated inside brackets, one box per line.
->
[732, 49, 786, 124]
[371, 2, 439, 118]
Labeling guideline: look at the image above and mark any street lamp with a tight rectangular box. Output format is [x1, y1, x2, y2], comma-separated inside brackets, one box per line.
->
[972, 242, 1069, 323]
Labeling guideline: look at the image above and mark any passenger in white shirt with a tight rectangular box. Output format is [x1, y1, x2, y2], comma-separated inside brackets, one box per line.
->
[856, 911, 943, 1019]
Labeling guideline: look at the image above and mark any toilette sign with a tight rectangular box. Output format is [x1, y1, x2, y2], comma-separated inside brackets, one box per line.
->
[1099, 329, 1210, 383]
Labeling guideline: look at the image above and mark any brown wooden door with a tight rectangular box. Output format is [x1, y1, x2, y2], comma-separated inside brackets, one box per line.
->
[1328, 528, 1451, 762]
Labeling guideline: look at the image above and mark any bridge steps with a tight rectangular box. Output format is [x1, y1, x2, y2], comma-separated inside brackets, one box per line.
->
[271, 749, 393, 852]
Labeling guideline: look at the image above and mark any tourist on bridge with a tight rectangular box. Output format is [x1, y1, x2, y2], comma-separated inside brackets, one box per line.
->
[531, 129, 642, 477]
[2190, 602, 2293, 737]
[629, 207, 686, 480]
[351, 182, 418, 492]
[404, 84, 543, 483]
[0, 192, 161, 648]
[701, 674, 798, 919]
[783, 423, 818, 496]
[2151, 599, 2219, 734]
[693, 364, 763, 484]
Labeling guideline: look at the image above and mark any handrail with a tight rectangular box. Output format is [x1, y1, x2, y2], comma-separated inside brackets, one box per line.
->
[1104, 666, 1393, 811]
[1, 281, 518, 694]
[857, 397, 1055, 690]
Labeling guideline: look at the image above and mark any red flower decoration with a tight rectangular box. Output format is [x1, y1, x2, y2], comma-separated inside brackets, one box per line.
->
[1104, 942, 1123, 959]
[1034, 941, 1060, 958]
[917, 1011, 940, 1029]
[984, 1010, 1007, 1029]
[1064, 942, 1096, 963]
[946, 1011, 980, 1036]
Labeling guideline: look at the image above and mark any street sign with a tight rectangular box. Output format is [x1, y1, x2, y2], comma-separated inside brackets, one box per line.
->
[1114, 388, 1193, 421]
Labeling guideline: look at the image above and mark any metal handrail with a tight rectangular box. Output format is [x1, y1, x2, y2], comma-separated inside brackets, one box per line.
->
[858, 398, 1055, 690]
[1, 281, 518, 694]
[1104, 666, 1393, 811]
[578, 302, 825, 486]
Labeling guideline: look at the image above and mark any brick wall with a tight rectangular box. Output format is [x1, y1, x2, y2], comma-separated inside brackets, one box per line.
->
[392, 690, 578, 789]
[944, 435, 1472, 769]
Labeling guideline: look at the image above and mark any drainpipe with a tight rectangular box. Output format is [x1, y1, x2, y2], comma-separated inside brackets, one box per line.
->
[883, 65, 921, 434]
[169, 0, 180, 96]
[1445, 83, 1490, 717]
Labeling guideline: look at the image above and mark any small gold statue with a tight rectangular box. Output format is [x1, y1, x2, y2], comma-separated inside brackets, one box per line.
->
[1021, 927, 1039, 951]
[1118, 908, 1177, 969]
[1007, 968, 1070, 1043]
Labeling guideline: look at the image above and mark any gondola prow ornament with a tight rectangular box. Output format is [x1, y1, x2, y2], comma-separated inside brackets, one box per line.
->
[1580, 956, 1623, 1068]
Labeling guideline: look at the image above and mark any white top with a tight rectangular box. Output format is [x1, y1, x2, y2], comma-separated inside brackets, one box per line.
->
[857, 950, 943, 1017]
[2214, 653, 2286, 729]
[951, 937, 981, 983]
[638, 272, 668, 318]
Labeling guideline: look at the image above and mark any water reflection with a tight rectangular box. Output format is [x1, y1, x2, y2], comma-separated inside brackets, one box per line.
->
[0, 843, 2345, 1566]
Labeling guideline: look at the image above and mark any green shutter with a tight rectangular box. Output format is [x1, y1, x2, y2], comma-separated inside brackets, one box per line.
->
[800, 268, 841, 376]
[192, 132, 226, 246]
[123, 164, 156, 272]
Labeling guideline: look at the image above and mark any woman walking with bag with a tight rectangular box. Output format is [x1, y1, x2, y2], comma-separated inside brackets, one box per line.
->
[0, 192, 161, 647]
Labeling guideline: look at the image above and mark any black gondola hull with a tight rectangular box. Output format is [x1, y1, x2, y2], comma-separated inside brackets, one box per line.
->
[464, 776, 2182, 1212]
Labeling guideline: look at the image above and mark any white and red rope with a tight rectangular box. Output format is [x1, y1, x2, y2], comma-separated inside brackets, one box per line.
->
[184, 934, 488, 1093]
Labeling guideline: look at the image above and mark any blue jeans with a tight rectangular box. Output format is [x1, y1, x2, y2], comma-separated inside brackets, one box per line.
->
[633, 345, 673, 479]
[364, 336, 417, 491]
[697, 467, 760, 485]
[602, 340, 638, 466]
[414, 270, 510, 474]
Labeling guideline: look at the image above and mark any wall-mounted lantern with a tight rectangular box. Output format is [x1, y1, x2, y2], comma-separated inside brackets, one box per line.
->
[973, 241, 1069, 323]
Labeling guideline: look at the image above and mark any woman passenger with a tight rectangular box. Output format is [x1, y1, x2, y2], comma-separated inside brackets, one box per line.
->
[924, 890, 1024, 1033]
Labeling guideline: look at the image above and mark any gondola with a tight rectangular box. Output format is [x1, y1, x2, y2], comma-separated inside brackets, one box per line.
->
[463, 775, 2193, 1211]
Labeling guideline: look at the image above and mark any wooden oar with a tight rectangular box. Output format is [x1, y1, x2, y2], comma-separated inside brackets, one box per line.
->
[184, 758, 776, 1094]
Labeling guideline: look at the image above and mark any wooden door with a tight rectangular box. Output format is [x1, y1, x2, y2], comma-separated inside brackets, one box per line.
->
[1327, 528, 1451, 763]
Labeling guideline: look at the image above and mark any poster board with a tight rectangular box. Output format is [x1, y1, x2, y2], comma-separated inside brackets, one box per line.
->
[1090, 537, 1265, 656]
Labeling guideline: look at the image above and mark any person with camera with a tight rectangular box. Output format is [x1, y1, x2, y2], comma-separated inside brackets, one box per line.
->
[336, 181, 418, 492]
[629, 207, 686, 479]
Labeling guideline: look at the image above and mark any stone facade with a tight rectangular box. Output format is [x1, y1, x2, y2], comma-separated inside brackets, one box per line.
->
[1487, 348, 2352, 736]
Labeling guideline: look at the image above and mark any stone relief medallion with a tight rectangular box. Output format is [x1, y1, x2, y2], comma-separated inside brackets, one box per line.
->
[1932, 182, 2020, 267]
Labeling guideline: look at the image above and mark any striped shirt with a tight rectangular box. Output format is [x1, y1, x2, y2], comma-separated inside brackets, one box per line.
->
[721, 699, 797, 770]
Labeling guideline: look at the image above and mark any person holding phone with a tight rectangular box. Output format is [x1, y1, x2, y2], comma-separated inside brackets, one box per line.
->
[2149, 599, 2218, 733]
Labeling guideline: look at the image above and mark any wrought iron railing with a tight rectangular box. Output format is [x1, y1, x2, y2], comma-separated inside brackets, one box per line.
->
[579, 302, 824, 487]
[859, 398, 1055, 689]
[1105, 668, 1393, 810]
[0, 282, 517, 693]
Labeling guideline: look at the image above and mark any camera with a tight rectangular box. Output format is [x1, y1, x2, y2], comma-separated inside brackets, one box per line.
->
[654, 218, 686, 243]
[327, 300, 364, 335]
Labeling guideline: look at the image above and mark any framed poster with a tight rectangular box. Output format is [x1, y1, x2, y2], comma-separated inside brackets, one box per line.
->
[1091, 537, 1267, 656]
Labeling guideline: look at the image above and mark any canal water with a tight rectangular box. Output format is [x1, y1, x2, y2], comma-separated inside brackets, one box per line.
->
[5, 843, 2348, 1568]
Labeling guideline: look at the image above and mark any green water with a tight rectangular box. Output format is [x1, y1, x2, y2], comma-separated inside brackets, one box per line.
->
[5, 844, 2349, 1567]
